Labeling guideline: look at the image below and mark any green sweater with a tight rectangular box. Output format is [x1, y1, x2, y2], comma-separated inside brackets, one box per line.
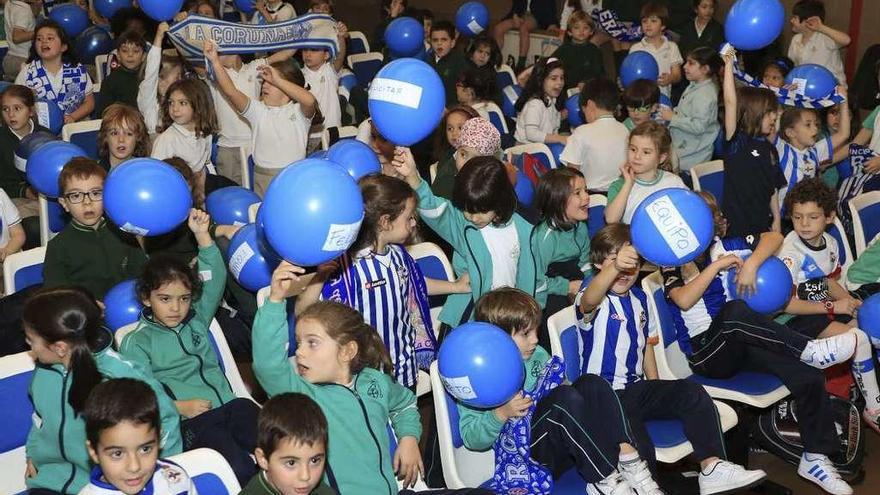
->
[430, 149, 457, 201]
[676, 18, 724, 60]
[26, 329, 182, 494]
[96, 65, 141, 116]
[239, 471, 336, 495]
[432, 50, 468, 107]
[119, 244, 235, 408]
[252, 300, 422, 495]
[532, 221, 592, 307]
[43, 217, 148, 300]
[457, 346, 550, 451]
[848, 240, 880, 288]
[415, 179, 537, 327]
[0, 124, 50, 198]
[551, 41, 604, 89]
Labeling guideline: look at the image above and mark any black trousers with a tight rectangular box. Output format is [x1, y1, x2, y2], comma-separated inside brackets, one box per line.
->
[688, 300, 839, 455]
[530, 374, 633, 483]
[616, 379, 725, 475]
[181, 397, 260, 485]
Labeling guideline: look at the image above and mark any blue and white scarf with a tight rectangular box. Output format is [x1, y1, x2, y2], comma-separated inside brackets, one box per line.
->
[488, 356, 565, 495]
[167, 14, 339, 68]
[839, 144, 880, 237]
[24, 60, 88, 115]
[593, 9, 644, 42]
[321, 247, 438, 369]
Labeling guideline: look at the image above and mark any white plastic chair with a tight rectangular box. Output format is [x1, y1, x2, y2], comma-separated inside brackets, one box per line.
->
[94, 54, 110, 85]
[0, 351, 36, 495]
[406, 242, 455, 333]
[61, 118, 102, 160]
[483, 101, 509, 136]
[641, 272, 790, 408]
[38, 194, 68, 246]
[587, 193, 607, 238]
[504, 142, 557, 170]
[320, 125, 360, 150]
[237, 147, 255, 191]
[166, 448, 241, 493]
[347, 30, 370, 55]
[347, 52, 384, 88]
[848, 190, 880, 257]
[495, 64, 517, 92]
[247, 202, 260, 223]
[3, 246, 46, 295]
[826, 216, 853, 284]
[689, 160, 724, 204]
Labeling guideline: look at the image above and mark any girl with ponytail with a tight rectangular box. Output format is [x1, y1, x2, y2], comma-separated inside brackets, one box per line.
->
[22, 286, 182, 494]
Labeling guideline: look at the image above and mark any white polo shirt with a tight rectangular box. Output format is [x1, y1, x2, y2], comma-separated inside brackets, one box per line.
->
[303, 62, 341, 129]
[560, 115, 629, 191]
[629, 36, 683, 98]
[211, 58, 266, 148]
[787, 32, 847, 85]
[242, 99, 311, 169]
[4, 1, 35, 59]
[150, 123, 212, 173]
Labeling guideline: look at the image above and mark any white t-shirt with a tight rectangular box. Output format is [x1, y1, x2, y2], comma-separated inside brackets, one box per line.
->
[211, 58, 265, 148]
[0, 189, 21, 249]
[150, 123, 212, 173]
[303, 62, 341, 129]
[560, 115, 629, 191]
[251, 1, 296, 24]
[480, 222, 520, 289]
[612, 170, 688, 224]
[241, 99, 311, 169]
[15, 63, 95, 96]
[788, 32, 847, 85]
[629, 37, 683, 98]
[560, 0, 602, 30]
[514, 97, 561, 144]
[4, 1, 35, 59]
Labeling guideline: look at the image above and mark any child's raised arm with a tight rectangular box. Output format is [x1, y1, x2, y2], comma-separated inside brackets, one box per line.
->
[667, 255, 743, 310]
[603, 164, 635, 223]
[579, 244, 639, 314]
[259, 64, 318, 118]
[333, 22, 349, 73]
[204, 40, 250, 113]
[829, 86, 851, 150]
[722, 49, 738, 141]
[804, 16, 850, 47]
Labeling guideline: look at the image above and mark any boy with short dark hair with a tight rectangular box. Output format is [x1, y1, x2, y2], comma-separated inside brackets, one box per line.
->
[429, 21, 467, 107]
[578, 223, 767, 495]
[788, 0, 849, 84]
[43, 157, 147, 299]
[778, 178, 880, 435]
[97, 30, 147, 115]
[622, 79, 661, 130]
[559, 77, 629, 192]
[627, 1, 682, 98]
[81, 378, 195, 495]
[241, 392, 335, 494]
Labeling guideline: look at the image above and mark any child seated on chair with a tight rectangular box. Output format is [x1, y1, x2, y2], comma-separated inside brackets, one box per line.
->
[577, 223, 766, 494]
[776, 178, 880, 435]
[301, 21, 349, 133]
[662, 191, 858, 495]
[430, 21, 468, 108]
[240, 392, 335, 495]
[119, 209, 260, 485]
[96, 30, 147, 116]
[43, 158, 147, 300]
[458, 287, 650, 494]
[80, 378, 196, 495]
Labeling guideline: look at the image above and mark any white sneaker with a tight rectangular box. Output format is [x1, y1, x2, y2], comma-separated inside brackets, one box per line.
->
[797, 453, 853, 495]
[698, 460, 766, 495]
[587, 470, 635, 495]
[619, 459, 664, 495]
[800, 333, 857, 369]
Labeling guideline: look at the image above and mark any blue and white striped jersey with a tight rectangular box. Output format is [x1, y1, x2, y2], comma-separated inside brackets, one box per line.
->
[774, 134, 832, 213]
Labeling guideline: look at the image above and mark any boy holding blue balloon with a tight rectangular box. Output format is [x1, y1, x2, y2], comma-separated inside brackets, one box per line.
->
[578, 223, 768, 495]
[627, 2, 682, 99]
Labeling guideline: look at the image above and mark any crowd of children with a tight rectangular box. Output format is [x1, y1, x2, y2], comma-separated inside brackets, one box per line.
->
[1, 0, 880, 494]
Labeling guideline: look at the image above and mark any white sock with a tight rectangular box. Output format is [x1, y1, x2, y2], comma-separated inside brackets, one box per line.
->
[851, 328, 880, 411]
[619, 450, 639, 463]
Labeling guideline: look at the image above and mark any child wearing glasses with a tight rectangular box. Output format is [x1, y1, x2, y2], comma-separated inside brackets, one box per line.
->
[43, 157, 147, 300]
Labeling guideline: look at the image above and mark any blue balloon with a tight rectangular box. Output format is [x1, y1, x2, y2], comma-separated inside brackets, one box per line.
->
[308, 150, 327, 159]
[548, 143, 565, 167]
[261, 159, 364, 266]
[26, 141, 88, 198]
[15, 131, 58, 172]
[566, 92, 584, 127]
[226, 223, 280, 292]
[35, 98, 64, 135]
[727, 257, 793, 314]
[620, 52, 659, 88]
[630, 188, 714, 267]
[326, 139, 382, 180]
[104, 158, 193, 236]
[140, 0, 184, 21]
[75, 26, 114, 65]
[438, 322, 525, 408]
[501, 84, 521, 118]
[234, 0, 256, 14]
[103, 279, 143, 331]
[784, 64, 838, 100]
[858, 294, 880, 342]
[205, 186, 260, 226]
[49, 4, 89, 38]
[384, 17, 424, 58]
[724, 0, 785, 51]
[94, 0, 132, 19]
[455, 1, 490, 37]
[339, 72, 357, 92]
[46, 197, 68, 233]
[368, 58, 445, 146]
[514, 170, 534, 207]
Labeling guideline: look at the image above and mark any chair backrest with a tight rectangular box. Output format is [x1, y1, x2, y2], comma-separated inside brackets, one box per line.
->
[689, 160, 724, 205]
[38, 194, 68, 245]
[247, 202, 260, 223]
[641, 271, 693, 381]
[826, 216, 853, 269]
[504, 142, 557, 170]
[94, 54, 109, 84]
[483, 101, 509, 136]
[429, 361, 494, 489]
[495, 64, 516, 92]
[320, 126, 360, 150]
[347, 52, 384, 88]
[546, 305, 586, 383]
[0, 352, 35, 495]
[587, 194, 607, 238]
[3, 246, 46, 295]
[166, 448, 241, 494]
[407, 242, 454, 282]
[848, 190, 880, 257]
[61, 119, 102, 160]
[237, 148, 255, 191]
[115, 318, 253, 401]
[348, 31, 370, 55]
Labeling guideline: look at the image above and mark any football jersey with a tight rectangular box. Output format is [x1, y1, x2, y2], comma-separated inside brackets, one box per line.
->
[777, 231, 840, 302]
